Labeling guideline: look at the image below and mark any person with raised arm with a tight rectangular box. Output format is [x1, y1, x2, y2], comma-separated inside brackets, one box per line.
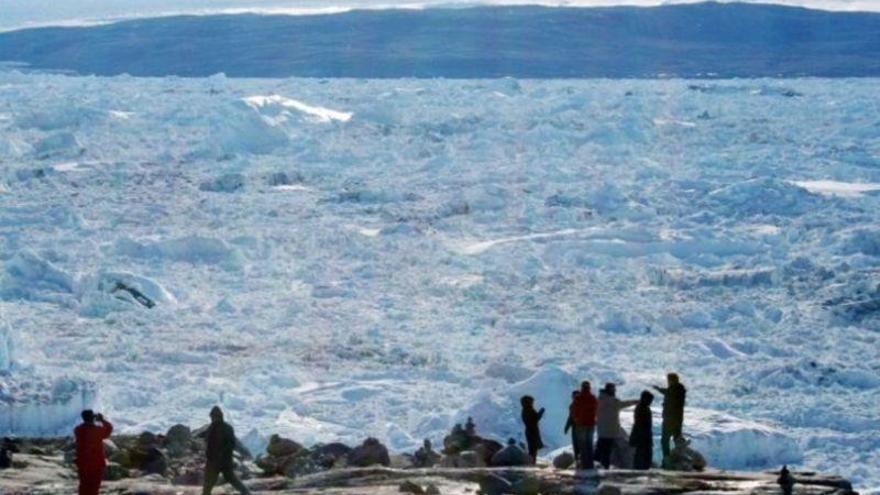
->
[520, 395, 545, 464]
[595, 383, 639, 469]
[74, 409, 113, 495]
[653, 372, 687, 465]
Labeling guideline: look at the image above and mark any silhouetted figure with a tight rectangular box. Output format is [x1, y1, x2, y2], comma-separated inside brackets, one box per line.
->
[203, 406, 250, 495]
[0, 437, 19, 469]
[595, 383, 638, 469]
[778, 465, 795, 495]
[563, 390, 581, 464]
[74, 410, 113, 495]
[571, 381, 598, 469]
[520, 395, 545, 464]
[465, 417, 477, 437]
[653, 372, 686, 463]
[413, 439, 441, 467]
[629, 391, 654, 470]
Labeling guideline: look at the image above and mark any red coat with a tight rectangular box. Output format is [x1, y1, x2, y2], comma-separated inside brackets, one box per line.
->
[572, 392, 598, 427]
[74, 421, 113, 470]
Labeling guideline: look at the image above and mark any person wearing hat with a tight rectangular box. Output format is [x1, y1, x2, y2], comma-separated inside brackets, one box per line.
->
[594, 383, 638, 469]
[203, 406, 251, 495]
[74, 410, 113, 495]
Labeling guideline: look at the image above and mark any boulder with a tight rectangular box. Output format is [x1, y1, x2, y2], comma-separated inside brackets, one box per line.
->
[510, 477, 540, 495]
[425, 484, 441, 495]
[490, 441, 530, 467]
[553, 451, 575, 469]
[472, 439, 503, 466]
[347, 438, 390, 467]
[165, 424, 192, 458]
[477, 473, 512, 495]
[102, 462, 129, 481]
[459, 450, 486, 468]
[399, 480, 424, 494]
[171, 466, 203, 486]
[266, 434, 304, 458]
[120, 434, 167, 476]
[597, 484, 623, 495]
[313, 442, 351, 461]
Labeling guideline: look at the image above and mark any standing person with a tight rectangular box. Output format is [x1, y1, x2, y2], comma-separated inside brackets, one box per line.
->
[629, 390, 654, 470]
[571, 381, 598, 469]
[563, 390, 580, 464]
[74, 410, 113, 495]
[594, 383, 638, 469]
[203, 406, 251, 495]
[653, 372, 687, 464]
[520, 395, 545, 464]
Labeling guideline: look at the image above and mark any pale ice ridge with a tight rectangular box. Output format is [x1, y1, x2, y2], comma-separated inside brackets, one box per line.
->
[0, 72, 879, 489]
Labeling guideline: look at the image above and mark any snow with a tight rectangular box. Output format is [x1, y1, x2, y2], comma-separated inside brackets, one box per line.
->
[794, 180, 880, 198]
[0, 72, 879, 489]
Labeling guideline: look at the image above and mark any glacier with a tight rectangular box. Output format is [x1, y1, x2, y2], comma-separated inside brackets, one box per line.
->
[0, 71, 878, 491]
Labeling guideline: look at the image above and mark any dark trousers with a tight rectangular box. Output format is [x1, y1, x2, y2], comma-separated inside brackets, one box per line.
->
[574, 425, 594, 469]
[661, 420, 683, 459]
[78, 466, 103, 495]
[571, 430, 580, 463]
[633, 445, 652, 470]
[526, 442, 539, 464]
[594, 437, 615, 469]
[203, 464, 250, 495]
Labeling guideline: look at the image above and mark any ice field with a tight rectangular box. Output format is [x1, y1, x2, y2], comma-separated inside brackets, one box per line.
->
[0, 72, 879, 490]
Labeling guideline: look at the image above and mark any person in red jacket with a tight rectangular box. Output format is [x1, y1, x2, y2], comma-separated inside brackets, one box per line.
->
[571, 381, 598, 469]
[74, 410, 113, 495]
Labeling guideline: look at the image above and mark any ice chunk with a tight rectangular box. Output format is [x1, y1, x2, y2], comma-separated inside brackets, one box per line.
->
[0, 319, 15, 372]
[686, 408, 802, 469]
[242, 95, 352, 124]
[115, 236, 244, 270]
[200, 172, 245, 193]
[705, 178, 819, 217]
[458, 367, 578, 450]
[0, 376, 97, 437]
[32, 132, 85, 160]
[793, 180, 880, 198]
[76, 271, 177, 317]
[0, 250, 75, 301]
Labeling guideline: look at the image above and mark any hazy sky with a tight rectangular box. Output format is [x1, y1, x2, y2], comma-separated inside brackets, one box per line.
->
[2, 0, 879, 31]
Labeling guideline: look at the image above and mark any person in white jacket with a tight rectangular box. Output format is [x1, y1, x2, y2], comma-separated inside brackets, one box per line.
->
[594, 383, 639, 469]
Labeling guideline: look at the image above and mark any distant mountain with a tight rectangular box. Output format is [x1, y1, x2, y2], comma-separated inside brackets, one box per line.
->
[0, 2, 878, 78]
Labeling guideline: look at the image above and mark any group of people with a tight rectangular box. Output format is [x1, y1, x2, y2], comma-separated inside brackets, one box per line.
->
[521, 372, 687, 470]
[69, 373, 688, 494]
[73, 406, 250, 495]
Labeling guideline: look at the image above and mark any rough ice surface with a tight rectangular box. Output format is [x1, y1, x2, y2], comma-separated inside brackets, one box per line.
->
[0, 72, 879, 490]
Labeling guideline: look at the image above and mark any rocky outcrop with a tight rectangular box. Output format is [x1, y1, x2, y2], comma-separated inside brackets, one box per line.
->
[347, 437, 391, 467]
[0, 435, 858, 495]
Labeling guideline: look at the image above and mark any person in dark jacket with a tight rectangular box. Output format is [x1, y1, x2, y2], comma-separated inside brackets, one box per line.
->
[563, 390, 580, 464]
[629, 390, 654, 470]
[653, 372, 686, 463]
[520, 395, 545, 464]
[203, 406, 250, 495]
[74, 410, 113, 495]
